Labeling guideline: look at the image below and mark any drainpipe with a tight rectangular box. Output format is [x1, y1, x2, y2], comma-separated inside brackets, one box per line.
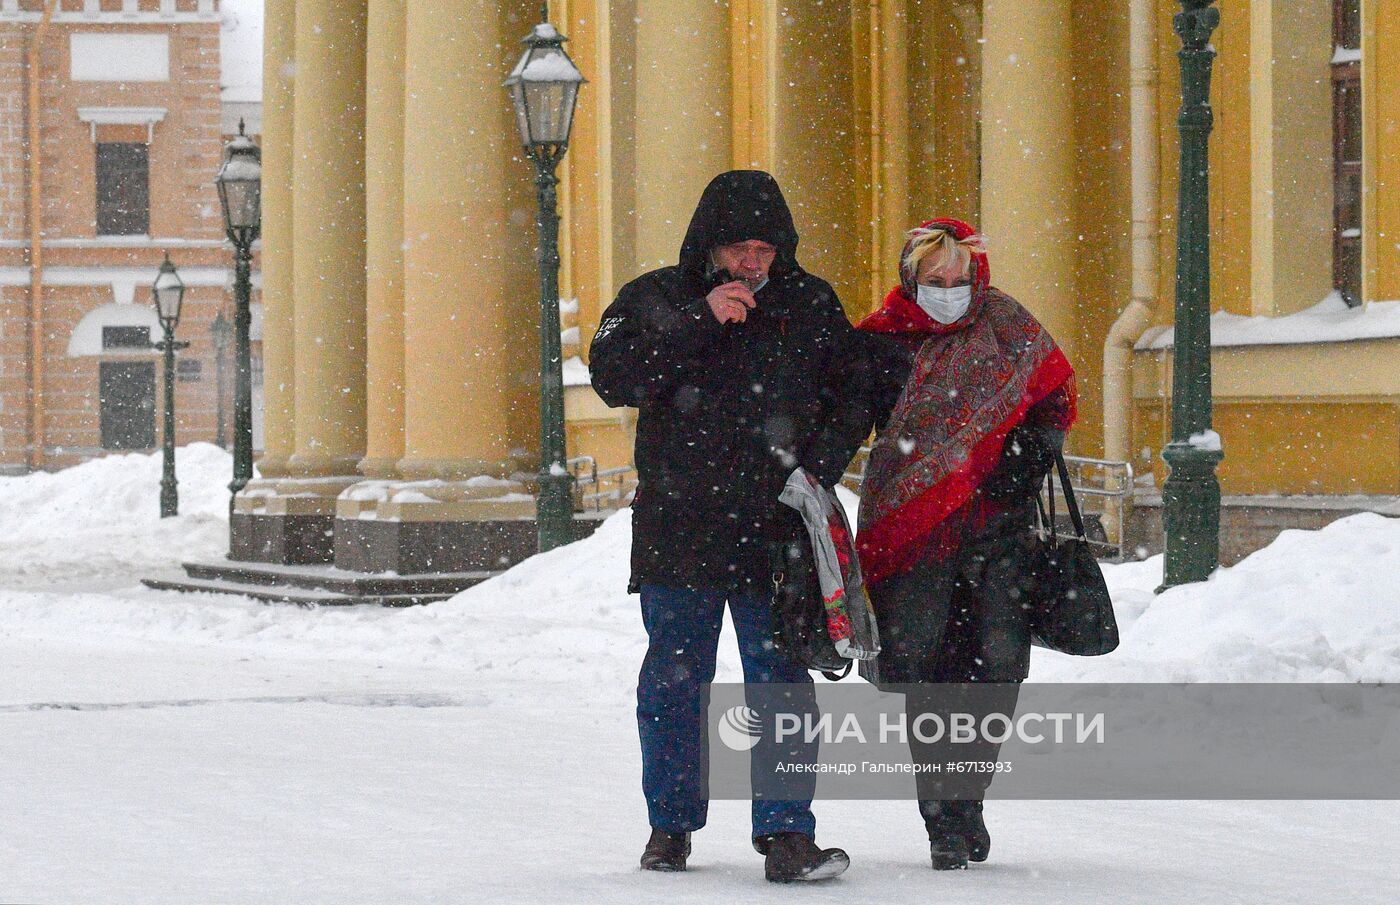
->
[26, 0, 57, 472]
[1102, 0, 1160, 539]
[867, 0, 884, 312]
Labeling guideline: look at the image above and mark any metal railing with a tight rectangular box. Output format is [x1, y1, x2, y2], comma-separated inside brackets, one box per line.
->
[841, 446, 1135, 562]
[564, 449, 1135, 558]
[567, 455, 638, 513]
[1054, 454, 1135, 561]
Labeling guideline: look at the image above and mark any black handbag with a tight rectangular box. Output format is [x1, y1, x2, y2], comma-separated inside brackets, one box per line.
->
[769, 538, 853, 681]
[1027, 452, 1120, 656]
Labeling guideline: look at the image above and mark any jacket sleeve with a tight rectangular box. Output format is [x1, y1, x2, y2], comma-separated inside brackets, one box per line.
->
[588, 276, 726, 408]
[980, 383, 1072, 502]
[797, 304, 909, 488]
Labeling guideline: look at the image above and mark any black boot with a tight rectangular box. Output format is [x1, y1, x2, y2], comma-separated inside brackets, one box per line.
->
[929, 831, 970, 871]
[640, 828, 691, 872]
[760, 832, 850, 883]
[922, 799, 988, 868]
[957, 800, 990, 862]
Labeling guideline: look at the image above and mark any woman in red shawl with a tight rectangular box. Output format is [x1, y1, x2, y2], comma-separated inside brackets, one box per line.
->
[853, 218, 1076, 870]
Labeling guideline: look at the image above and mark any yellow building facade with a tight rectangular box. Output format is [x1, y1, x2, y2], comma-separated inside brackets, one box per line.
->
[240, 0, 1400, 572]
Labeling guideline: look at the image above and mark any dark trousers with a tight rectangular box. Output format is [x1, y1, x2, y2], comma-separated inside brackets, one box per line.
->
[637, 583, 817, 839]
[868, 517, 1035, 830]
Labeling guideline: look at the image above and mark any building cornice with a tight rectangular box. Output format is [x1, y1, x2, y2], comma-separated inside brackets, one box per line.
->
[0, 237, 231, 250]
[0, 0, 218, 25]
[0, 265, 261, 289]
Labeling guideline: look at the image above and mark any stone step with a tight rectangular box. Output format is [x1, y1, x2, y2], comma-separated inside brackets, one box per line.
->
[179, 560, 494, 596]
[140, 575, 472, 607]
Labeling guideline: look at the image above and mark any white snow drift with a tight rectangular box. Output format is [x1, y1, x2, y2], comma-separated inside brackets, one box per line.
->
[1, 446, 1397, 685]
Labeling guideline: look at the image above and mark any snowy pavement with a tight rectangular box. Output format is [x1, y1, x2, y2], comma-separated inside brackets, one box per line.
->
[2, 447, 1399, 903]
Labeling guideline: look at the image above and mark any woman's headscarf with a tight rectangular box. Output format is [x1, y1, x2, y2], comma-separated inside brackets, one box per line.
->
[856, 218, 1077, 587]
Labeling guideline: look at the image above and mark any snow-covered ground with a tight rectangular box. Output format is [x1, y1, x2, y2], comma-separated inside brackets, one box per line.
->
[2, 447, 1398, 903]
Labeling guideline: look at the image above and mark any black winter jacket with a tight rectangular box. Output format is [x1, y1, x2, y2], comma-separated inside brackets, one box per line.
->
[590, 171, 868, 593]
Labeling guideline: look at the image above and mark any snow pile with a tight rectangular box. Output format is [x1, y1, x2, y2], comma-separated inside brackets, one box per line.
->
[1138, 291, 1400, 350]
[0, 510, 656, 689]
[1, 452, 1397, 686]
[0, 444, 232, 586]
[1035, 512, 1400, 683]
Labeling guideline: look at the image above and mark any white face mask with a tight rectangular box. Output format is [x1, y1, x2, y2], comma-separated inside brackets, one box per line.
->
[916, 283, 973, 323]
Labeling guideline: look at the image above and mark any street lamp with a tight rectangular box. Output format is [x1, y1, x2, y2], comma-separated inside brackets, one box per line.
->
[216, 119, 261, 511]
[211, 309, 231, 450]
[151, 253, 190, 518]
[504, 18, 586, 553]
[1159, 0, 1223, 591]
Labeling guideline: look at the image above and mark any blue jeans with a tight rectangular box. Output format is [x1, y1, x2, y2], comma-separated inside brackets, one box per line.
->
[637, 583, 817, 839]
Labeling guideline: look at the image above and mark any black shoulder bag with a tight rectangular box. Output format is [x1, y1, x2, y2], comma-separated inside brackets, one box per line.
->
[1028, 452, 1120, 656]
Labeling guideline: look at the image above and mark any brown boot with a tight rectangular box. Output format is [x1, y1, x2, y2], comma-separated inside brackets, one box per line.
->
[640, 828, 691, 872]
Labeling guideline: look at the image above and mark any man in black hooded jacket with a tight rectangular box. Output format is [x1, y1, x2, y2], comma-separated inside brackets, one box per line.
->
[591, 171, 861, 882]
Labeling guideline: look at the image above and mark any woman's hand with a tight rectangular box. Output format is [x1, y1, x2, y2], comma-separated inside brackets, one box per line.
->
[981, 425, 1060, 501]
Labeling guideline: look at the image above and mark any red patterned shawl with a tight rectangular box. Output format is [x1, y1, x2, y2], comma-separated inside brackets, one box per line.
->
[856, 279, 1076, 588]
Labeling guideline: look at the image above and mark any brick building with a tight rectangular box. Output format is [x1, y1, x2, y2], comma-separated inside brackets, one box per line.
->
[0, 0, 261, 474]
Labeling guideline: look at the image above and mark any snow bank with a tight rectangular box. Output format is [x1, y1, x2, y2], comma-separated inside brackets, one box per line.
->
[1, 451, 1397, 686]
[0, 510, 657, 689]
[0, 444, 232, 586]
[1137, 291, 1400, 350]
[1038, 512, 1400, 683]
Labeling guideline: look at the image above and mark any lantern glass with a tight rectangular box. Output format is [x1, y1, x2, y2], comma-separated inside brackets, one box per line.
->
[504, 24, 585, 148]
[217, 129, 262, 234]
[152, 256, 185, 327]
[523, 76, 580, 145]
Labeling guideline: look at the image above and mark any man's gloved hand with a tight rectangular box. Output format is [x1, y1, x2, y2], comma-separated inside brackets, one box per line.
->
[981, 425, 1060, 502]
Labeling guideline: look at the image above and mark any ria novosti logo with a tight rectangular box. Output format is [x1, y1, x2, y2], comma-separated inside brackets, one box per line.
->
[717, 705, 762, 751]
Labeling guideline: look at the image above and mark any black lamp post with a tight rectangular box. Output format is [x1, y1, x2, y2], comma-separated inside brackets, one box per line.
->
[504, 19, 586, 553]
[1159, 0, 1223, 590]
[216, 120, 261, 512]
[152, 253, 189, 518]
[211, 309, 231, 450]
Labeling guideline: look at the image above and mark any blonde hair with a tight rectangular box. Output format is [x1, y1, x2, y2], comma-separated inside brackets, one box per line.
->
[902, 226, 987, 279]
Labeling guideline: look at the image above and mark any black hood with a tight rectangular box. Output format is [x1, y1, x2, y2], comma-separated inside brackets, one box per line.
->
[677, 170, 801, 280]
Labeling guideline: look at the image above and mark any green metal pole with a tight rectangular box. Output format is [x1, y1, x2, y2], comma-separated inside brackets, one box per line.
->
[534, 151, 576, 552]
[159, 326, 179, 518]
[229, 241, 254, 513]
[1159, 0, 1223, 591]
[212, 310, 229, 451]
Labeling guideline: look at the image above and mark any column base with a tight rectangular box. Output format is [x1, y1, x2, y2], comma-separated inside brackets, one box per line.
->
[231, 476, 361, 564]
[230, 511, 337, 565]
[331, 476, 602, 574]
[334, 515, 604, 574]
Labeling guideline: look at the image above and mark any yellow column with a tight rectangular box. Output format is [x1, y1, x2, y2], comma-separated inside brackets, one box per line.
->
[396, 0, 537, 486]
[873, 0, 910, 304]
[980, 0, 1077, 363]
[288, 0, 368, 481]
[360, 0, 405, 480]
[633, 0, 732, 271]
[1249, 0, 1333, 316]
[1364, 0, 1400, 302]
[770, 0, 863, 311]
[910, 0, 982, 223]
[561, 0, 613, 345]
[253, 0, 295, 478]
[730, 0, 775, 171]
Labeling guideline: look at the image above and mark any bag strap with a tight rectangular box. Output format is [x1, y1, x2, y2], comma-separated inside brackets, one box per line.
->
[1034, 472, 1055, 544]
[1054, 450, 1089, 541]
[821, 661, 853, 682]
